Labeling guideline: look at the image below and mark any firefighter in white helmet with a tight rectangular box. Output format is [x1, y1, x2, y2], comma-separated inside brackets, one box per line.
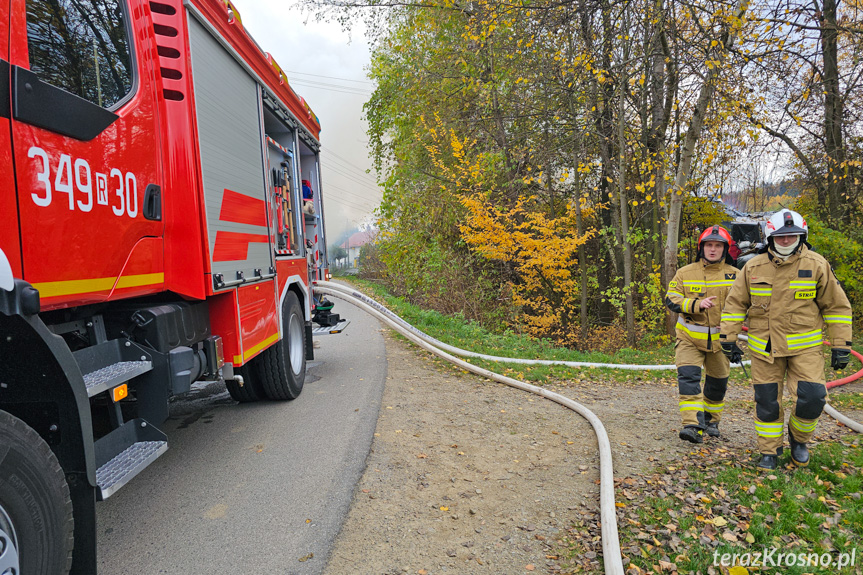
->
[665, 225, 738, 444]
[720, 209, 853, 470]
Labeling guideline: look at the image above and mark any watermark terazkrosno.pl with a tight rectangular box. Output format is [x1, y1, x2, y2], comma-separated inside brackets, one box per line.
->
[714, 548, 857, 570]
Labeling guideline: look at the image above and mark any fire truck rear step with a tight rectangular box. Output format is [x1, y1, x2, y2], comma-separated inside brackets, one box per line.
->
[84, 361, 153, 398]
[73, 339, 154, 397]
[95, 418, 168, 500]
[312, 319, 350, 336]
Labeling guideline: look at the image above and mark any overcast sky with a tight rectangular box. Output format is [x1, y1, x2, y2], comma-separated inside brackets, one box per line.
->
[231, 0, 380, 244]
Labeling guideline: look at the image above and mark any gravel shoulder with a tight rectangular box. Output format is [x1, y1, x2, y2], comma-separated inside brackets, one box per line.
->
[324, 328, 863, 575]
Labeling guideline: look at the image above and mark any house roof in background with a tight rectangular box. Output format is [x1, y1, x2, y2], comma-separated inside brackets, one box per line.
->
[340, 230, 375, 249]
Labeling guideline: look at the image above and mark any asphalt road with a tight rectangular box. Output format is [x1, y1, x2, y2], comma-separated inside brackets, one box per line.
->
[96, 298, 386, 575]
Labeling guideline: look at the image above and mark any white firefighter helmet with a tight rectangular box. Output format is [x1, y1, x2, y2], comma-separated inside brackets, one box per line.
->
[765, 209, 808, 240]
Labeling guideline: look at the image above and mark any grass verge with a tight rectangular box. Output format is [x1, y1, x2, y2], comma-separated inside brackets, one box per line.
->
[332, 278, 681, 384]
[559, 437, 863, 575]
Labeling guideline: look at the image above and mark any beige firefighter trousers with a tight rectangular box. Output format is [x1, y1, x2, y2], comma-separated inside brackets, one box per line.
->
[675, 339, 730, 429]
[750, 347, 827, 455]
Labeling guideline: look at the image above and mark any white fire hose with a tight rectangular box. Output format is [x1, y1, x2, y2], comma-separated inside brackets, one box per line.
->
[315, 283, 625, 575]
[318, 281, 751, 370]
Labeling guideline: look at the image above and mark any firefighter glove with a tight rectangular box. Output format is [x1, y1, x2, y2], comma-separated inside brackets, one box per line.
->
[831, 348, 851, 371]
[721, 341, 743, 364]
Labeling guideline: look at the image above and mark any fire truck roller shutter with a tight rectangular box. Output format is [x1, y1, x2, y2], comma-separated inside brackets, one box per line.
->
[187, 15, 273, 287]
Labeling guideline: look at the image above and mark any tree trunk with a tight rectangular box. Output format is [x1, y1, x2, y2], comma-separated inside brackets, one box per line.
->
[664, 0, 748, 289]
[574, 169, 588, 345]
[582, 2, 619, 324]
[618, 6, 635, 347]
[821, 0, 847, 225]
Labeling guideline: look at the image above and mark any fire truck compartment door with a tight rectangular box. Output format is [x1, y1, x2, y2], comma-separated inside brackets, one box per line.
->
[187, 14, 272, 288]
[8, 0, 165, 309]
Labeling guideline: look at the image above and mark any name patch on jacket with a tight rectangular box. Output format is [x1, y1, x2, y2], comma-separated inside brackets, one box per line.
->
[798, 270, 813, 278]
[795, 290, 816, 299]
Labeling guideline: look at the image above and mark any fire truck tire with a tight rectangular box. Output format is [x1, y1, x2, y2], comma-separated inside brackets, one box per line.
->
[0, 410, 74, 575]
[225, 363, 264, 403]
[256, 291, 306, 400]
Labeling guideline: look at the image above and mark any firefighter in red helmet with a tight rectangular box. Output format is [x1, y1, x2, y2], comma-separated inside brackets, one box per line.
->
[665, 225, 739, 443]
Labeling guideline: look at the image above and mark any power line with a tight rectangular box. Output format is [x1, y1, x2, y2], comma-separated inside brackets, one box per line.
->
[325, 165, 382, 193]
[324, 181, 379, 204]
[286, 70, 375, 85]
[325, 181, 382, 205]
[324, 195, 377, 213]
[324, 192, 374, 210]
[322, 147, 378, 182]
[324, 157, 377, 185]
[290, 79, 372, 96]
[291, 78, 372, 93]
[323, 151, 376, 181]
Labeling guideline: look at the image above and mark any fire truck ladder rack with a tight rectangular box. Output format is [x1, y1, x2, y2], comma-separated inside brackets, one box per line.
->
[72, 339, 169, 500]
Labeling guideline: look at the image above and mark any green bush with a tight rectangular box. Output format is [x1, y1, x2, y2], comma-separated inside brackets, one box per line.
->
[806, 218, 863, 330]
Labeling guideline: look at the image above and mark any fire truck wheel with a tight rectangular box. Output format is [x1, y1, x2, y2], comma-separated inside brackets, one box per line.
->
[256, 290, 306, 400]
[225, 363, 265, 403]
[0, 410, 74, 575]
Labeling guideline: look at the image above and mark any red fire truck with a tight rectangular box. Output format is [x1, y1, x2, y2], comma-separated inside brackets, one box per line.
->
[0, 1, 346, 572]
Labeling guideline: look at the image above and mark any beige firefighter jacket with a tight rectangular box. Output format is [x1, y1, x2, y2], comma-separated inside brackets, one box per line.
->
[665, 259, 739, 352]
[719, 245, 853, 363]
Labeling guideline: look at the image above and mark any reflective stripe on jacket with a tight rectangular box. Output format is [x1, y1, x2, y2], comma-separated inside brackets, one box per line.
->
[719, 245, 853, 363]
[665, 259, 738, 352]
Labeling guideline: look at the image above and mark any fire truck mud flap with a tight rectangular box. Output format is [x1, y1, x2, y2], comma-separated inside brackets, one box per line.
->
[1, 279, 99, 574]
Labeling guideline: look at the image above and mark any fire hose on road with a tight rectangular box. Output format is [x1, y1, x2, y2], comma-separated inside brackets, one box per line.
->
[315, 280, 863, 575]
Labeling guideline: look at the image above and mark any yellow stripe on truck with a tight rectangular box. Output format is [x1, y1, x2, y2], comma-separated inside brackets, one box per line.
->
[234, 332, 281, 365]
[33, 273, 165, 298]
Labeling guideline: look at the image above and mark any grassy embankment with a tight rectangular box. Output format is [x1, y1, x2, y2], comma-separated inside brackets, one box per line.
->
[333, 277, 678, 384]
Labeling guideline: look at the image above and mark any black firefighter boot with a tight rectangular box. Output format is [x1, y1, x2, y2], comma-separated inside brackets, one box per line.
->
[789, 425, 810, 467]
[757, 454, 778, 470]
[705, 421, 720, 437]
[679, 426, 704, 444]
[758, 444, 785, 469]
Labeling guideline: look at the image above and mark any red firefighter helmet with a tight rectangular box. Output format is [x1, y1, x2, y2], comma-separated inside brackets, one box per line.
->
[697, 225, 735, 264]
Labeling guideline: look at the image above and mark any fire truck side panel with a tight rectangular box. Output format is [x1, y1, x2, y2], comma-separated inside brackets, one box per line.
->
[1, 5, 21, 280]
[9, 0, 166, 311]
[153, 0, 210, 301]
[208, 287, 242, 365]
[235, 279, 279, 365]
[29, 235, 165, 304]
[186, 13, 272, 289]
[276, 259, 311, 319]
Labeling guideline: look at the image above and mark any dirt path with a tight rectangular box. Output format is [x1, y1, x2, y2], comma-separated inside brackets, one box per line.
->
[324, 329, 863, 575]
